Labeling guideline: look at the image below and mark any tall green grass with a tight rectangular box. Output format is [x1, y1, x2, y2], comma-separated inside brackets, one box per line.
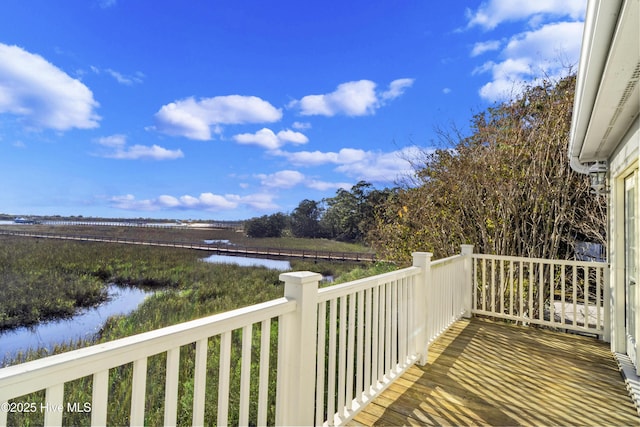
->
[0, 234, 381, 425]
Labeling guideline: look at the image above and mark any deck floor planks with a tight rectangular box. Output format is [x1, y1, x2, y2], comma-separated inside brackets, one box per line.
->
[350, 318, 639, 426]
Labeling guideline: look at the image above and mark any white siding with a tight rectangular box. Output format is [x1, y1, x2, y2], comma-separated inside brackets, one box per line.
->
[609, 114, 639, 361]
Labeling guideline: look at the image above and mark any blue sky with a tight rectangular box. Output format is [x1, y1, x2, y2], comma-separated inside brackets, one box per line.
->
[0, 0, 586, 220]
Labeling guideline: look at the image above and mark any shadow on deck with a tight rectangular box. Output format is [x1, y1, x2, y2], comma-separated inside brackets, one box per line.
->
[351, 318, 639, 426]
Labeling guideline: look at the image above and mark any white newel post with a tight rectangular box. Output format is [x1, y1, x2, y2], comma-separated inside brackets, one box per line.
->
[412, 252, 432, 366]
[460, 245, 474, 318]
[276, 271, 322, 426]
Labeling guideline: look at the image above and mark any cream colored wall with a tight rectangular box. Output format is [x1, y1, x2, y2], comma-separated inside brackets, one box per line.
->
[609, 114, 639, 360]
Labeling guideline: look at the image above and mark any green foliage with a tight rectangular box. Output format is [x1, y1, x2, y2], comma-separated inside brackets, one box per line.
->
[243, 181, 394, 243]
[286, 181, 396, 243]
[245, 213, 289, 238]
[0, 236, 107, 329]
[290, 199, 325, 238]
[369, 74, 606, 264]
[321, 181, 381, 242]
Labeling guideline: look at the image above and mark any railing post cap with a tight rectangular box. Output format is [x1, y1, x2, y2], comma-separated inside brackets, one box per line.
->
[460, 244, 474, 254]
[279, 271, 322, 284]
[412, 251, 433, 259]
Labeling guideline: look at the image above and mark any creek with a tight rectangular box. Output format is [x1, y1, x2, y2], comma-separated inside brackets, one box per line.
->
[0, 285, 151, 365]
[202, 254, 291, 270]
[1, 255, 296, 366]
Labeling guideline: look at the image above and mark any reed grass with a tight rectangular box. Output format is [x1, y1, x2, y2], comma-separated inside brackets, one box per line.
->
[0, 233, 384, 425]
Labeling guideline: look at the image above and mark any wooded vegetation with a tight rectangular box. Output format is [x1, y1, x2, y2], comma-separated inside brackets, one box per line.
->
[244, 181, 395, 242]
[367, 74, 606, 263]
[246, 75, 605, 265]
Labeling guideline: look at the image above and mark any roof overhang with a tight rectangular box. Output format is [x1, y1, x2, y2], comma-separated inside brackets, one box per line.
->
[569, 0, 640, 174]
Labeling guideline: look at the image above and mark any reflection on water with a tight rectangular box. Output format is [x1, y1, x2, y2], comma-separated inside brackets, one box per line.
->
[202, 254, 291, 270]
[0, 285, 151, 364]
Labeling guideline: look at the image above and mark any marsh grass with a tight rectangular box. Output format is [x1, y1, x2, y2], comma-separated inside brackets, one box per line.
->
[0, 232, 382, 425]
[0, 224, 373, 253]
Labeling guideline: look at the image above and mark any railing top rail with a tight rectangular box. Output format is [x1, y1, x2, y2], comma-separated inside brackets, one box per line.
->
[431, 253, 465, 267]
[0, 297, 294, 402]
[317, 266, 420, 303]
[472, 253, 608, 268]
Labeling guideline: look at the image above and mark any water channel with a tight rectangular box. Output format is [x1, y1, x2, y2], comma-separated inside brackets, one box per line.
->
[0, 285, 151, 365]
[0, 255, 293, 365]
[202, 254, 291, 270]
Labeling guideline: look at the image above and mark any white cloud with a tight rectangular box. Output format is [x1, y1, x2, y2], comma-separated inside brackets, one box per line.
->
[110, 190, 281, 212]
[178, 195, 200, 207]
[277, 129, 308, 144]
[154, 95, 282, 140]
[95, 134, 183, 160]
[292, 121, 311, 130]
[157, 195, 180, 207]
[96, 134, 126, 148]
[474, 21, 584, 102]
[274, 147, 367, 167]
[306, 180, 352, 191]
[91, 66, 144, 85]
[289, 78, 413, 117]
[293, 80, 377, 116]
[110, 192, 241, 212]
[336, 148, 369, 163]
[334, 146, 421, 182]
[442, 88, 452, 94]
[234, 128, 279, 149]
[503, 21, 583, 61]
[381, 78, 415, 101]
[274, 146, 422, 183]
[112, 144, 184, 160]
[240, 193, 278, 210]
[199, 192, 240, 210]
[273, 149, 337, 166]
[471, 40, 502, 57]
[109, 194, 155, 211]
[0, 43, 100, 131]
[257, 170, 306, 188]
[101, 68, 144, 85]
[255, 169, 353, 192]
[233, 128, 308, 150]
[471, 61, 496, 76]
[466, 0, 585, 30]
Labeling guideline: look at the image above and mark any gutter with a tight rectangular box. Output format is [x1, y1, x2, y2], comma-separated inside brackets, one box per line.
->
[569, 0, 623, 174]
[570, 156, 591, 175]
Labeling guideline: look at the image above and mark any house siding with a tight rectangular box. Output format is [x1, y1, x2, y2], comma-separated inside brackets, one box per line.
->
[609, 114, 639, 372]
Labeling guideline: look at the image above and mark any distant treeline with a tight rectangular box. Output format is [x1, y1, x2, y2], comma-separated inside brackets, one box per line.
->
[244, 181, 394, 243]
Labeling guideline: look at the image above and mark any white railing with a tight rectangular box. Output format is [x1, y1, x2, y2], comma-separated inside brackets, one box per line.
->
[313, 266, 421, 426]
[471, 254, 610, 339]
[426, 248, 473, 346]
[0, 248, 474, 427]
[3, 247, 608, 426]
[0, 298, 295, 427]
[281, 247, 473, 426]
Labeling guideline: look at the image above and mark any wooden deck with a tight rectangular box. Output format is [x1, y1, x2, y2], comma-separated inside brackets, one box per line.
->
[351, 318, 639, 427]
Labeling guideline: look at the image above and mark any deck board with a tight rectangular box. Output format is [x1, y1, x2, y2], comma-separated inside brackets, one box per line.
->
[350, 318, 639, 427]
